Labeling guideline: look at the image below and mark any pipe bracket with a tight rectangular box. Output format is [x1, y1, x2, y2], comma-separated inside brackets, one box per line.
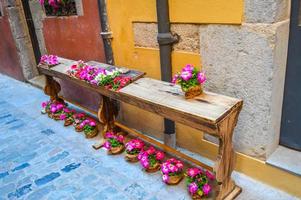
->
[157, 32, 179, 45]
[100, 31, 113, 39]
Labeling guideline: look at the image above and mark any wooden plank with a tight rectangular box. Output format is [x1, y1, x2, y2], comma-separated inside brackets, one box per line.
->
[38, 62, 242, 135]
[120, 78, 242, 124]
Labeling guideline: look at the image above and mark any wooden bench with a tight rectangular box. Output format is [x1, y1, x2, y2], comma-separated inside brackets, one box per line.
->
[38, 57, 243, 200]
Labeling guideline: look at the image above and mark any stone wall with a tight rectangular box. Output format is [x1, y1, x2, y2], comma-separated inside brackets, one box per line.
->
[2, 0, 38, 80]
[131, 0, 290, 160]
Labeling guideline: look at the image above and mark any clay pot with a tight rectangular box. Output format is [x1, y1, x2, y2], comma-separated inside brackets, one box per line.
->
[84, 128, 98, 139]
[75, 124, 83, 132]
[182, 85, 202, 99]
[64, 118, 73, 126]
[145, 162, 161, 173]
[53, 113, 61, 121]
[192, 194, 202, 200]
[108, 145, 125, 155]
[125, 153, 139, 162]
[165, 174, 184, 185]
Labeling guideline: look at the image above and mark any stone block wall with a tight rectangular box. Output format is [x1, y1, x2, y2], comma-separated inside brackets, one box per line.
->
[131, 0, 290, 160]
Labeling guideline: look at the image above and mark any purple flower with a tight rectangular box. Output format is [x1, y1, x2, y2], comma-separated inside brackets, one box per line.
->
[126, 144, 134, 152]
[182, 64, 194, 72]
[56, 104, 64, 110]
[161, 166, 169, 174]
[79, 122, 85, 128]
[188, 182, 198, 194]
[202, 184, 211, 195]
[197, 72, 206, 84]
[162, 174, 169, 183]
[180, 71, 192, 81]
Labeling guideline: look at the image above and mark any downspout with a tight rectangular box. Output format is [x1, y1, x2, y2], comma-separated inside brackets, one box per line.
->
[97, 0, 114, 65]
[156, 0, 179, 147]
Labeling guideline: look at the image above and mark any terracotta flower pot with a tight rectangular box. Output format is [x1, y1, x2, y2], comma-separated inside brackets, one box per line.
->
[84, 128, 98, 139]
[192, 194, 202, 200]
[125, 153, 139, 162]
[182, 85, 202, 99]
[64, 118, 73, 126]
[53, 113, 61, 121]
[75, 124, 83, 132]
[108, 145, 125, 155]
[165, 174, 184, 185]
[145, 162, 161, 173]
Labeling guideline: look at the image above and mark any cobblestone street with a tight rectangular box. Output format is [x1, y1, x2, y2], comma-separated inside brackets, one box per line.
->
[0, 74, 299, 200]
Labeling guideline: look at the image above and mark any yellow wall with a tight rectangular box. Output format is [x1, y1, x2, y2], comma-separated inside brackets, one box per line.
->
[106, 0, 301, 197]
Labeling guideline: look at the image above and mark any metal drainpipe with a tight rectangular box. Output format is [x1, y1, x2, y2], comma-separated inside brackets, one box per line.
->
[156, 0, 179, 147]
[97, 0, 114, 65]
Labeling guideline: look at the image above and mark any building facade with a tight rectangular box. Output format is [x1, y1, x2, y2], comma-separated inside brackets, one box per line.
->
[0, 0, 300, 197]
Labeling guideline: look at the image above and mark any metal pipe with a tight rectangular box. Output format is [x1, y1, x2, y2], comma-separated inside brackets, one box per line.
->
[97, 0, 114, 65]
[156, 0, 178, 138]
[21, 0, 41, 64]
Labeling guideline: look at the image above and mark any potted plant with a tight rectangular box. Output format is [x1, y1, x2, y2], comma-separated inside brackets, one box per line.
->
[138, 146, 165, 173]
[172, 64, 206, 99]
[82, 118, 98, 138]
[48, 102, 65, 120]
[60, 108, 76, 126]
[125, 139, 145, 162]
[39, 55, 59, 68]
[186, 168, 215, 199]
[161, 158, 184, 185]
[73, 113, 86, 132]
[103, 132, 125, 155]
[41, 100, 52, 114]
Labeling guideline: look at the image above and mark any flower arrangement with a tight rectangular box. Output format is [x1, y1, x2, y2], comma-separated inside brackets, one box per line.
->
[39, 0, 77, 16]
[186, 168, 215, 199]
[81, 118, 98, 138]
[103, 132, 125, 154]
[73, 113, 86, 132]
[161, 158, 184, 185]
[59, 108, 75, 126]
[47, 102, 66, 120]
[41, 100, 52, 114]
[39, 55, 59, 67]
[125, 139, 145, 162]
[172, 64, 206, 99]
[138, 146, 165, 173]
[66, 60, 132, 91]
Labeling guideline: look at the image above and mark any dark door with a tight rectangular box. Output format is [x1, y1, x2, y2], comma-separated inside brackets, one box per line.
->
[280, 0, 301, 150]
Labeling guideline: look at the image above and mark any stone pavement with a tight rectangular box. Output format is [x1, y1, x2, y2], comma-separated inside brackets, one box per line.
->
[0, 74, 299, 200]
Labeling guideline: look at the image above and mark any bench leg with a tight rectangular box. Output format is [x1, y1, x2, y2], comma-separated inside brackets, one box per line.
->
[215, 108, 242, 200]
[44, 75, 64, 103]
[97, 96, 115, 137]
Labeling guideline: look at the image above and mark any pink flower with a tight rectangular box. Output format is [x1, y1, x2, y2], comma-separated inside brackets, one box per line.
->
[156, 151, 165, 160]
[39, 0, 45, 5]
[71, 64, 77, 69]
[135, 140, 144, 149]
[79, 122, 85, 128]
[89, 121, 96, 127]
[197, 72, 206, 84]
[182, 64, 194, 72]
[41, 102, 47, 108]
[103, 141, 111, 149]
[141, 160, 150, 169]
[188, 182, 198, 194]
[205, 171, 215, 180]
[180, 71, 192, 81]
[176, 162, 184, 169]
[105, 131, 114, 138]
[126, 144, 134, 152]
[63, 108, 70, 113]
[187, 168, 200, 178]
[171, 74, 179, 84]
[50, 107, 57, 113]
[162, 174, 169, 183]
[161, 165, 169, 174]
[56, 104, 64, 110]
[137, 151, 144, 160]
[202, 184, 211, 195]
[146, 146, 156, 155]
[60, 114, 66, 120]
[117, 135, 124, 143]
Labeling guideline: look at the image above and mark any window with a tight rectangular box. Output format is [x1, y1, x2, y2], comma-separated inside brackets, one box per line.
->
[41, 0, 78, 16]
